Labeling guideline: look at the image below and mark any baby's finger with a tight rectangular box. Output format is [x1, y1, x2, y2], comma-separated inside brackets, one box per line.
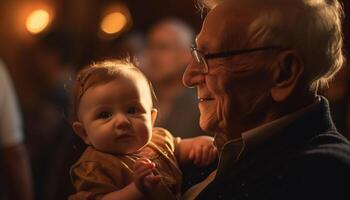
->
[134, 160, 155, 171]
[200, 146, 209, 166]
[134, 165, 148, 176]
[138, 157, 152, 163]
[135, 157, 152, 166]
[135, 168, 153, 180]
[206, 147, 213, 162]
[189, 148, 194, 160]
[212, 147, 218, 159]
[213, 147, 219, 162]
[134, 161, 146, 171]
[205, 147, 215, 165]
[144, 174, 161, 189]
[134, 163, 155, 176]
[194, 146, 203, 165]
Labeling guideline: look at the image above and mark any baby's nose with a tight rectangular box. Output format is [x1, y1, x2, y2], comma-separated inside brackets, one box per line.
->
[113, 113, 131, 129]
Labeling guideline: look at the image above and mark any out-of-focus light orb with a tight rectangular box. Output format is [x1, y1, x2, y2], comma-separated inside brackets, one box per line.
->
[25, 9, 50, 34]
[101, 12, 127, 34]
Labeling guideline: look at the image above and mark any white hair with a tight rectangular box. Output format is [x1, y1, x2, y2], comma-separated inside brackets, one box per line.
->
[197, 0, 345, 90]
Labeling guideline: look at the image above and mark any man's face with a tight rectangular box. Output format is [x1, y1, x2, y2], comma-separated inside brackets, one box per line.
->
[145, 24, 191, 83]
[183, 4, 275, 140]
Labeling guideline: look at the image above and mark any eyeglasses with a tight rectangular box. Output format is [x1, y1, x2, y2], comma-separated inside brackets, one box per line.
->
[191, 44, 284, 74]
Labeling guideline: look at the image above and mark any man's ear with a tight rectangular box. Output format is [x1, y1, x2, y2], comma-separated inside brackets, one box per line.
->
[270, 50, 304, 102]
[72, 121, 91, 145]
[151, 108, 158, 126]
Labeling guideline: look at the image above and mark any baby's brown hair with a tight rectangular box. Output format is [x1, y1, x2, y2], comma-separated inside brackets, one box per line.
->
[71, 58, 158, 123]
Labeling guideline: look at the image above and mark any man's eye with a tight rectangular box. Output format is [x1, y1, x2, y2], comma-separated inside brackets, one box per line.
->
[98, 111, 112, 119]
[127, 107, 139, 114]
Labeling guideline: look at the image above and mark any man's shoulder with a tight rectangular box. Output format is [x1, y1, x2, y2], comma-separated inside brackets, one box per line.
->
[199, 132, 350, 200]
[277, 132, 350, 199]
[301, 131, 350, 165]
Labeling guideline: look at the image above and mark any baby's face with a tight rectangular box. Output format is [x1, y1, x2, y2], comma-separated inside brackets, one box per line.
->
[76, 76, 156, 154]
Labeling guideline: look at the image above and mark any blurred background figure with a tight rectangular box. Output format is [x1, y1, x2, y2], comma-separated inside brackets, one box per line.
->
[0, 59, 33, 200]
[143, 18, 204, 138]
[142, 18, 215, 192]
[21, 31, 77, 200]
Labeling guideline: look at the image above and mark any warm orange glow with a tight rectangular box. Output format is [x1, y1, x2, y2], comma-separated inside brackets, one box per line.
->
[100, 12, 127, 34]
[25, 9, 50, 34]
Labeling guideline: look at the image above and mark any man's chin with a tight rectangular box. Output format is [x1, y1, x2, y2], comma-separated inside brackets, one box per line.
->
[199, 116, 219, 133]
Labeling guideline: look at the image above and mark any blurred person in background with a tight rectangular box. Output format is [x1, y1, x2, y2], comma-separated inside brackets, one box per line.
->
[143, 18, 203, 139]
[143, 18, 216, 193]
[0, 59, 33, 200]
[19, 31, 77, 200]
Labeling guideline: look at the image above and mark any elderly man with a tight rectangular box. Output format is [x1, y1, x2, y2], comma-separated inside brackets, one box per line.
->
[182, 0, 350, 199]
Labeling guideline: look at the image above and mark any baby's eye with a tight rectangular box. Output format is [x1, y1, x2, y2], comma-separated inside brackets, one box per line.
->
[127, 106, 139, 114]
[98, 111, 112, 119]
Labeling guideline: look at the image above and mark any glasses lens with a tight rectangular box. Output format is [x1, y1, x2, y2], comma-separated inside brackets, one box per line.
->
[191, 48, 208, 73]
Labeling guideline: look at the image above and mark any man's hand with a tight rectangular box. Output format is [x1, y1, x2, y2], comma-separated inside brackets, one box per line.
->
[188, 136, 218, 166]
[133, 158, 161, 194]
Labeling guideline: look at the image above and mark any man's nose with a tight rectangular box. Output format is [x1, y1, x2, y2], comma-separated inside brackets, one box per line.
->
[182, 61, 205, 88]
[114, 113, 131, 129]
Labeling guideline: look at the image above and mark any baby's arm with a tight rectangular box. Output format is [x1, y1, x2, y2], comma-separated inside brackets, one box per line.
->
[100, 158, 160, 200]
[177, 136, 218, 166]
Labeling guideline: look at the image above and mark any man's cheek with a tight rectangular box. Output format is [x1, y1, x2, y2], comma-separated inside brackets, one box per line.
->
[217, 94, 232, 132]
[198, 103, 218, 131]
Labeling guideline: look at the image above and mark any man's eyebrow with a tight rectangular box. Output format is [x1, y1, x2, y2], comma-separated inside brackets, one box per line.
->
[195, 36, 225, 54]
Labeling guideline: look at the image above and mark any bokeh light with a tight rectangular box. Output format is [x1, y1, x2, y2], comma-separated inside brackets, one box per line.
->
[25, 9, 50, 34]
[100, 12, 127, 34]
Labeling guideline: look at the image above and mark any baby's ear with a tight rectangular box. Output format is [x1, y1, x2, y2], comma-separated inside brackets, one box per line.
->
[72, 121, 91, 145]
[151, 108, 158, 126]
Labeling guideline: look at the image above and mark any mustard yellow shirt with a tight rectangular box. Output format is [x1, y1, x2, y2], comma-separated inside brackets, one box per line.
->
[69, 127, 182, 200]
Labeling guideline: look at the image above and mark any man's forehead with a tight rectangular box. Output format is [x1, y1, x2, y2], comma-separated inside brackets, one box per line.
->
[195, 10, 228, 51]
[196, 1, 256, 51]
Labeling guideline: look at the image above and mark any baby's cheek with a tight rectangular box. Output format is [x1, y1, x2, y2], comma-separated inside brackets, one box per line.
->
[144, 127, 153, 143]
[140, 126, 152, 144]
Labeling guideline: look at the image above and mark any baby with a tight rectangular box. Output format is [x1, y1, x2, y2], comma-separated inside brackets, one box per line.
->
[69, 59, 217, 200]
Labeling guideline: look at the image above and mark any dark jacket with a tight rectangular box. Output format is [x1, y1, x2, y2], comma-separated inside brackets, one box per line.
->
[196, 97, 350, 200]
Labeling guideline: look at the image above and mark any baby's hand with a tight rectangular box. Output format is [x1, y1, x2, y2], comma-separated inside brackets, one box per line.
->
[189, 136, 218, 166]
[133, 158, 161, 194]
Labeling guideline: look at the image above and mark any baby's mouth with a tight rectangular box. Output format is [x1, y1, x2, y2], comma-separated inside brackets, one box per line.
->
[115, 133, 132, 140]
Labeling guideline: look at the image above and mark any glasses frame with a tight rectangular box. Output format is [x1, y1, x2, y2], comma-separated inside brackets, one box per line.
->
[191, 44, 284, 73]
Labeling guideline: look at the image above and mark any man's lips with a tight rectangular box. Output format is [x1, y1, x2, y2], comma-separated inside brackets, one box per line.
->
[198, 97, 215, 102]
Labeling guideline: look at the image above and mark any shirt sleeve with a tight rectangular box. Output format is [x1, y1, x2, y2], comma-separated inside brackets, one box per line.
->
[0, 60, 24, 147]
[152, 127, 181, 155]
